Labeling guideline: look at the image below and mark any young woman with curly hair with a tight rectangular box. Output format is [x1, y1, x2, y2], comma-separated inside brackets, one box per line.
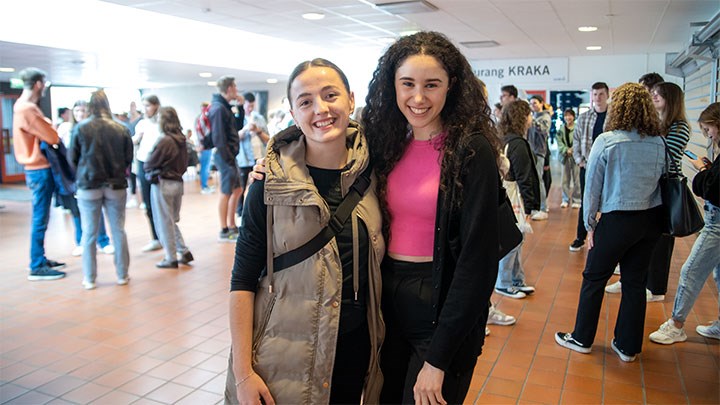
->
[555, 82, 666, 363]
[606, 82, 691, 300]
[362, 31, 501, 404]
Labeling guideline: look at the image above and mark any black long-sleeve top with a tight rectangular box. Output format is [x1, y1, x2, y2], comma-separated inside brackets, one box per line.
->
[503, 133, 541, 214]
[692, 153, 720, 207]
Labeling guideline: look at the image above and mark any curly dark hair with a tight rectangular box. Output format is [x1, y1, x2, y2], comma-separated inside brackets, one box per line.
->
[498, 100, 532, 138]
[362, 32, 500, 238]
[605, 82, 661, 137]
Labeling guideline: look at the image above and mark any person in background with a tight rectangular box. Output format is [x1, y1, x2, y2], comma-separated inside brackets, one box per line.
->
[194, 101, 215, 195]
[226, 58, 384, 405]
[363, 31, 500, 404]
[528, 95, 550, 219]
[605, 81, 691, 302]
[649, 102, 720, 344]
[557, 108, 581, 209]
[555, 82, 665, 363]
[209, 76, 243, 242]
[69, 89, 133, 290]
[500, 85, 518, 106]
[56, 107, 72, 143]
[569, 81, 610, 252]
[126, 101, 143, 208]
[134, 94, 164, 252]
[493, 102, 503, 123]
[639, 72, 664, 93]
[13, 67, 66, 280]
[143, 107, 194, 269]
[236, 92, 270, 217]
[495, 100, 540, 300]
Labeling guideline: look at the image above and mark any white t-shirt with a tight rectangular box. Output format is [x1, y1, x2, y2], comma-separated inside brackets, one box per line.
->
[135, 117, 161, 162]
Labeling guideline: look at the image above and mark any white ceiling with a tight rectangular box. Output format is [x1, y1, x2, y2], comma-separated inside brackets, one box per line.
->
[0, 0, 717, 88]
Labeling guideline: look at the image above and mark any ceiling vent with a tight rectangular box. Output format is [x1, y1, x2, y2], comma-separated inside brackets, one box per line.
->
[375, 0, 438, 14]
[460, 40, 500, 48]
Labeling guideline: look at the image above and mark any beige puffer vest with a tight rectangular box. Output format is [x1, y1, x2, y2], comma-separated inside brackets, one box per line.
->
[229, 124, 385, 405]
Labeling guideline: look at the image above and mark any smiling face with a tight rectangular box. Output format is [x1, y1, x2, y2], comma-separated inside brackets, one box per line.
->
[564, 112, 575, 126]
[73, 105, 87, 122]
[651, 91, 666, 113]
[289, 66, 354, 148]
[394, 54, 449, 140]
[529, 98, 542, 113]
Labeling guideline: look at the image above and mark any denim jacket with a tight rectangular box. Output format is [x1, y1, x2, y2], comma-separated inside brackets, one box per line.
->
[584, 130, 665, 231]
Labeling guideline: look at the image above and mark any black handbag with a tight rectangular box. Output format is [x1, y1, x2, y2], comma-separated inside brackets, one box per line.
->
[498, 184, 523, 258]
[659, 138, 704, 237]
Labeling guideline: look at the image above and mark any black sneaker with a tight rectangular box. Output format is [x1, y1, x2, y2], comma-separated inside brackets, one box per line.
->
[555, 332, 591, 354]
[44, 259, 66, 270]
[156, 259, 179, 269]
[28, 266, 67, 281]
[569, 239, 585, 252]
[178, 251, 194, 265]
[494, 287, 527, 299]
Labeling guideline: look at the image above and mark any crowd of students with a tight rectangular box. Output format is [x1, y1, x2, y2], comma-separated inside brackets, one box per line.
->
[11, 29, 719, 404]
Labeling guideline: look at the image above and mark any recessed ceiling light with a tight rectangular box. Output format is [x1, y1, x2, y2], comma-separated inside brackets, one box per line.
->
[0, 67, 15, 73]
[302, 12, 325, 20]
[578, 26, 598, 32]
[460, 40, 500, 49]
[199, 72, 212, 78]
[376, 0, 438, 14]
[266, 78, 278, 84]
[586, 45, 602, 51]
[207, 81, 217, 86]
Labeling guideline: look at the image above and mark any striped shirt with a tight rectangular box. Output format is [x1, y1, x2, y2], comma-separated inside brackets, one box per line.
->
[665, 121, 690, 174]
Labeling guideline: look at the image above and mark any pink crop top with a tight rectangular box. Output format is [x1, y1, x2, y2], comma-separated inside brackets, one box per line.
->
[386, 136, 443, 257]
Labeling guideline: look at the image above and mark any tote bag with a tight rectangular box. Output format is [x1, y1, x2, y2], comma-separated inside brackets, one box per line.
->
[659, 138, 704, 237]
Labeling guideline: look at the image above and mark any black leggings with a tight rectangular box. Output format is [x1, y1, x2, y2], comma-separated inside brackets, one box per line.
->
[329, 323, 370, 404]
[380, 258, 474, 404]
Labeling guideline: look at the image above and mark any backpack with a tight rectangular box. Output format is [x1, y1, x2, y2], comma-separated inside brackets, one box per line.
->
[195, 104, 213, 149]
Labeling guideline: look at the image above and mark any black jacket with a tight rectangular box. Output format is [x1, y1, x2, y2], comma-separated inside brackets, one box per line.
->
[504, 133, 541, 214]
[426, 134, 500, 373]
[69, 115, 133, 190]
[692, 154, 720, 207]
[144, 131, 188, 182]
[209, 93, 239, 165]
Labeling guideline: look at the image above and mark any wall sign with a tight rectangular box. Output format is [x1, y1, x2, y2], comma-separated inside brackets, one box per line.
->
[471, 57, 569, 83]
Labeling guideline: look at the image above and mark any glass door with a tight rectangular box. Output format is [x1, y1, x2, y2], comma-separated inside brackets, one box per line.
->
[0, 95, 25, 183]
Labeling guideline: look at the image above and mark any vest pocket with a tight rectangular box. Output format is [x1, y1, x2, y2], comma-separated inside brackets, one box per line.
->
[251, 291, 277, 365]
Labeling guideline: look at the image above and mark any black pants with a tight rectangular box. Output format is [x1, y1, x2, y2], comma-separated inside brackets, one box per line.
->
[571, 207, 663, 355]
[329, 323, 370, 405]
[575, 167, 587, 241]
[380, 259, 474, 405]
[128, 172, 137, 195]
[137, 162, 158, 240]
[646, 234, 675, 295]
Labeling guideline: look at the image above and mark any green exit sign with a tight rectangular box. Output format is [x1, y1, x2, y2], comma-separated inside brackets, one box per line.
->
[9, 78, 23, 89]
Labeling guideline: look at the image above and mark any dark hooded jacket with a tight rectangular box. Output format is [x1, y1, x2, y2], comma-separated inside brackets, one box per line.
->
[143, 131, 188, 182]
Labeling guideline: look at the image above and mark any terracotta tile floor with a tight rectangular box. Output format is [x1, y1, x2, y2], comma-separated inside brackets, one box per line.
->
[1, 170, 718, 404]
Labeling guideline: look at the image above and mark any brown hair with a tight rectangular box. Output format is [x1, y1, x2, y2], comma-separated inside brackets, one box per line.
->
[652, 82, 688, 133]
[605, 82, 661, 137]
[699, 102, 720, 145]
[159, 106, 183, 136]
[498, 100, 532, 138]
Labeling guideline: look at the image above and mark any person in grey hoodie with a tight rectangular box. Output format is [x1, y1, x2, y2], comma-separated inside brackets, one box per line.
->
[143, 107, 193, 269]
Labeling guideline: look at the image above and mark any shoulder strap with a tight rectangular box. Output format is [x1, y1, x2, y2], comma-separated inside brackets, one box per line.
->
[272, 163, 373, 272]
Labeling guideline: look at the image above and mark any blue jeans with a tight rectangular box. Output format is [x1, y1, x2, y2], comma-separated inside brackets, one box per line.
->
[77, 187, 130, 283]
[672, 202, 720, 323]
[496, 239, 526, 289]
[26, 168, 55, 270]
[199, 149, 212, 189]
[65, 195, 110, 247]
[535, 155, 547, 211]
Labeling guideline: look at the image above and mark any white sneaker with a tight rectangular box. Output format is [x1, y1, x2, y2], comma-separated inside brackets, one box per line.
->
[605, 280, 622, 293]
[71, 245, 83, 257]
[99, 244, 115, 255]
[560, 202, 569, 208]
[142, 240, 162, 252]
[201, 187, 214, 195]
[530, 210, 548, 221]
[117, 277, 130, 286]
[571, 203, 581, 209]
[139, 202, 146, 210]
[611, 339, 636, 362]
[649, 319, 687, 345]
[126, 197, 138, 208]
[696, 320, 720, 340]
[82, 280, 96, 290]
[613, 265, 621, 275]
[485, 327, 490, 336]
[647, 290, 665, 302]
[488, 305, 516, 326]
